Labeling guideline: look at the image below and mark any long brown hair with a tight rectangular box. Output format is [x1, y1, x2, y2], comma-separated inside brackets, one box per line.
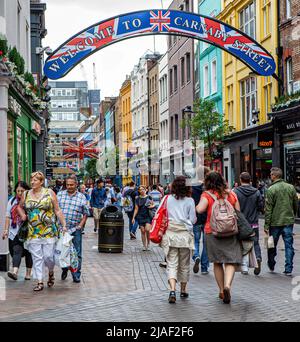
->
[204, 172, 228, 198]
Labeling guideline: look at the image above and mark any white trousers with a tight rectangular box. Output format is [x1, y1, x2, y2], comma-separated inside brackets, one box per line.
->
[166, 247, 191, 283]
[27, 242, 56, 281]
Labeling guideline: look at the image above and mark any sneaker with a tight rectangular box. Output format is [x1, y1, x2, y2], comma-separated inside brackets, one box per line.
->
[73, 276, 81, 283]
[168, 291, 176, 304]
[254, 259, 261, 276]
[130, 232, 136, 239]
[159, 262, 167, 268]
[283, 271, 292, 277]
[94, 228, 97, 233]
[201, 271, 209, 275]
[193, 257, 200, 274]
[241, 270, 249, 275]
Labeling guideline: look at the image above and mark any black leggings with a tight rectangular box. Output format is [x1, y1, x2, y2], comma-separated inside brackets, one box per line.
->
[9, 236, 33, 269]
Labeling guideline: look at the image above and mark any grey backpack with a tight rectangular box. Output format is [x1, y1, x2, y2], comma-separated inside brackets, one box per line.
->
[206, 191, 238, 238]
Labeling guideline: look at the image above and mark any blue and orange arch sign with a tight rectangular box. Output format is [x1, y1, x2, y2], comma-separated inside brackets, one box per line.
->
[44, 9, 276, 80]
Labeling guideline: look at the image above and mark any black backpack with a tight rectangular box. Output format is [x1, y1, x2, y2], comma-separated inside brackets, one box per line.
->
[235, 210, 255, 241]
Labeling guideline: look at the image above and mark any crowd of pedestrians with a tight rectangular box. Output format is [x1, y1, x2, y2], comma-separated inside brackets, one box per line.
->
[2, 166, 298, 305]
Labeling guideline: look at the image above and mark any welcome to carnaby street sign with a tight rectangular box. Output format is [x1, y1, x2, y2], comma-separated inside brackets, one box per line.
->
[44, 9, 276, 80]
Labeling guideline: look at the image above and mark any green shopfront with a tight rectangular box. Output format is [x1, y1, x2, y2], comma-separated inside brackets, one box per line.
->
[7, 86, 41, 195]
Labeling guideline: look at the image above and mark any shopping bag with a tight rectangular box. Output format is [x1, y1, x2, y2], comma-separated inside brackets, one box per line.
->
[69, 244, 79, 273]
[54, 232, 73, 268]
[54, 236, 63, 267]
[150, 195, 169, 244]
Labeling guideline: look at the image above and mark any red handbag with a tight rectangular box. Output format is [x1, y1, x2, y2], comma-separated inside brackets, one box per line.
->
[150, 195, 169, 244]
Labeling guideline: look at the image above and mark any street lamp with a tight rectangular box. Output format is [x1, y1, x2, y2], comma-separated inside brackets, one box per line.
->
[183, 105, 194, 115]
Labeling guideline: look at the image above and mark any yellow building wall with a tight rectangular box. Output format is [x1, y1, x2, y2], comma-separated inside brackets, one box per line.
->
[219, 0, 278, 132]
[120, 80, 132, 185]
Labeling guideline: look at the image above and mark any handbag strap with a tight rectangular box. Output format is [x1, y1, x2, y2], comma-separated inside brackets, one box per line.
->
[162, 195, 169, 209]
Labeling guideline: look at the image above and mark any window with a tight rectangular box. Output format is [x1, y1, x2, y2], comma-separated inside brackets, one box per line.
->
[175, 114, 179, 140]
[174, 65, 178, 92]
[186, 53, 191, 82]
[185, 0, 190, 12]
[287, 58, 293, 95]
[171, 117, 174, 141]
[181, 57, 185, 86]
[17, 126, 23, 180]
[211, 60, 217, 94]
[262, 0, 271, 37]
[286, 0, 292, 19]
[263, 76, 272, 116]
[239, 2, 256, 39]
[203, 64, 209, 97]
[240, 77, 257, 128]
[169, 69, 173, 95]
[226, 85, 234, 126]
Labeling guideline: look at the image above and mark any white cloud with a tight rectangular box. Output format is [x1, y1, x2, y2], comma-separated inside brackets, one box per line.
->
[43, 0, 173, 96]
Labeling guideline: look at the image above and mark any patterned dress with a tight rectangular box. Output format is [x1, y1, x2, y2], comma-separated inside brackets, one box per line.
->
[24, 188, 58, 241]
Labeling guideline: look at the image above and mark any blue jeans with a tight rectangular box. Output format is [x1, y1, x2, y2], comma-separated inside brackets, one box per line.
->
[192, 225, 209, 272]
[127, 211, 138, 235]
[267, 225, 295, 273]
[71, 229, 82, 279]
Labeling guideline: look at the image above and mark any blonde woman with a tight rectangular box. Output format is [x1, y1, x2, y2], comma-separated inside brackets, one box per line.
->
[18, 172, 67, 291]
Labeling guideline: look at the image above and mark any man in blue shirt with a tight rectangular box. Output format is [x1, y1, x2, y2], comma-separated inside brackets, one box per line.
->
[57, 175, 89, 283]
[90, 179, 107, 232]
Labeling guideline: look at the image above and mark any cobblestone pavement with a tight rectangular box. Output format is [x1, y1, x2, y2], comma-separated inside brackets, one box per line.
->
[1, 217, 300, 322]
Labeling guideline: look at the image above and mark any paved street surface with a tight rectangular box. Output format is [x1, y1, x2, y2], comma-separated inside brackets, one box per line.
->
[1, 217, 300, 322]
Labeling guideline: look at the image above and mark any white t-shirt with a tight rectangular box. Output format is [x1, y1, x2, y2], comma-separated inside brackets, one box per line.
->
[159, 195, 197, 231]
[6, 197, 21, 240]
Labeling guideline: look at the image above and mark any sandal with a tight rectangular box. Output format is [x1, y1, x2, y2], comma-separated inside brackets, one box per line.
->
[33, 282, 44, 292]
[47, 272, 55, 287]
[223, 287, 231, 304]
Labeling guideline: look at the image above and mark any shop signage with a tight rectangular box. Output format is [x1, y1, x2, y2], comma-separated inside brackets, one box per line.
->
[8, 96, 22, 117]
[258, 131, 273, 148]
[280, 117, 300, 134]
[46, 168, 53, 177]
[47, 161, 59, 168]
[44, 9, 276, 80]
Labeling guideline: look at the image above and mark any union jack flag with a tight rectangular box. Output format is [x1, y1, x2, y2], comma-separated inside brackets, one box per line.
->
[150, 10, 171, 32]
[63, 140, 100, 160]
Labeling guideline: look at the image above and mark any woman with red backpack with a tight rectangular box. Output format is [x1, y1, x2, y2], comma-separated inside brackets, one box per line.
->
[196, 172, 242, 304]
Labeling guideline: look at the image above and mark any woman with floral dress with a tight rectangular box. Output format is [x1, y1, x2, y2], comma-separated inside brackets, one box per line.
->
[18, 171, 67, 291]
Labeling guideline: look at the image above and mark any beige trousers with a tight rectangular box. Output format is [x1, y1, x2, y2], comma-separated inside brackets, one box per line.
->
[166, 247, 191, 283]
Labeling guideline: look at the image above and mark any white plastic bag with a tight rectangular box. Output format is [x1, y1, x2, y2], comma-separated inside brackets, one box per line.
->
[268, 235, 274, 249]
[54, 232, 73, 268]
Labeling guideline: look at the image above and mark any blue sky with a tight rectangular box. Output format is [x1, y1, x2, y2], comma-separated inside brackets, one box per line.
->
[44, 0, 173, 96]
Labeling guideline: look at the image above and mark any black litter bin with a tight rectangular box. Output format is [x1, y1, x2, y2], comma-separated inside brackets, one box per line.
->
[98, 205, 124, 253]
